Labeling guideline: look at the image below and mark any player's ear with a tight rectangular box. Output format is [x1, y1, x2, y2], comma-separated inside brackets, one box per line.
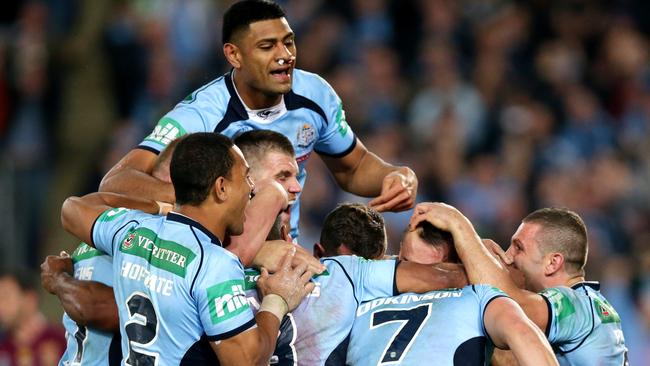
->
[545, 252, 564, 276]
[223, 43, 242, 69]
[313, 243, 325, 258]
[214, 176, 229, 202]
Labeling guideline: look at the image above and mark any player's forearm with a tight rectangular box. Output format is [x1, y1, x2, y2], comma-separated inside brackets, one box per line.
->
[396, 262, 468, 293]
[251, 312, 282, 366]
[100, 167, 175, 203]
[340, 152, 399, 196]
[52, 272, 119, 331]
[229, 189, 286, 266]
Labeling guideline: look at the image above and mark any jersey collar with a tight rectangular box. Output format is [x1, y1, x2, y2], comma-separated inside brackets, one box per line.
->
[570, 281, 600, 290]
[166, 212, 223, 246]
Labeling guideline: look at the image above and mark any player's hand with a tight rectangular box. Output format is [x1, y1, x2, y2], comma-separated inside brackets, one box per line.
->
[254, 240, 326, 275]
[40, 253, 74, 294]
[369, 167, 418, 212]
[482, 239, 513, 265]
[258, 247, 315, 311]
[253, 178, 290, 210]
[408, 202, 468, 232]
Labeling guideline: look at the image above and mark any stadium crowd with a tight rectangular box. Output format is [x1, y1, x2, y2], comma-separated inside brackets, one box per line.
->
[0, 0, 648, 364]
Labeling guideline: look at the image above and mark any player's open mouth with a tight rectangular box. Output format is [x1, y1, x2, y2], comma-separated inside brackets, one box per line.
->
[270, 67, 291, 81]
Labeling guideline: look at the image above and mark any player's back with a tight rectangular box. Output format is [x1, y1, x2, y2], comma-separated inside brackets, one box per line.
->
[347, 285, 506, 366]
[93, 209, 255, 365]
[272, 255, 397, 366]
[541, 282, 628, 365]
[60, 243, 121, 366]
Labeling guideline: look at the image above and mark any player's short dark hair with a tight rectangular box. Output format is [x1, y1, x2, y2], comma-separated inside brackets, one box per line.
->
[414, 221, 460, 263]
[320, 203, 386, 259]
[171, 133, 235, 205]
[523, 207, 588, 275]
[222, 0, 286, 44]
[234, 130, 295, 163]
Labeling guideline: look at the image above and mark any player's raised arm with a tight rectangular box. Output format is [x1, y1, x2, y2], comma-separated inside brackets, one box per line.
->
[484, 296, 558, 366]
[41, 253, 119, 331]
[61, 192, 166, 246]
[408, 202, 550, 330]
[320, 139, 418, 212]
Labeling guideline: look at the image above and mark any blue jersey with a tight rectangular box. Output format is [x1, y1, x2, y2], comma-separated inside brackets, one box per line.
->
[60, 243, 121, 366]
[271, 255, 397, 366]
[92, 209, 256, 365]
[347, 285, 507, 366]
[139, 69, 356, 238]
[540, 282, 628, 365]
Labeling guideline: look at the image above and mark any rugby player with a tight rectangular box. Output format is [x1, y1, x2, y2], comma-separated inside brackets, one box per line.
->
[60, 133, 315, 365]
[99, 0, 418, 240]
[410, 202, 628, 365]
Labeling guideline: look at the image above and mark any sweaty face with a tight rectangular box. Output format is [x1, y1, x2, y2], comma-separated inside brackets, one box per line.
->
[398, 229, 446, 265]
[506, 222, 547, 293]
[227, 146, 254, 236]
[234, 18, 296, 98]
[251, 150, 300, 230]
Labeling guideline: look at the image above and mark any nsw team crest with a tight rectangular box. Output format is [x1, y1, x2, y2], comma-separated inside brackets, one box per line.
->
[297, 123, 315, 148]
[122, 232, 136, 250]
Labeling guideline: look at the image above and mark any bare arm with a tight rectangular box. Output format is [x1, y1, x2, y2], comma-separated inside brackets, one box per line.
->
[41, 255, 118, 331]
[99, 148, 176, 203]
[211, 311, 281, 366]
[320, 139, 417, 212]
[395, 261, 468, 293]
[409, 203, 550, 330]
[61, 192, 162, 247]
[484, 297, 558, 366]
[227, 181, 288, 267]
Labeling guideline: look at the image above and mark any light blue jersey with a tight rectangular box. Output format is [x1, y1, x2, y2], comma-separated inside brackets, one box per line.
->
[269, 255, 397, 366]
[347, 285, 507, 366]
[60, 243, 121, 366]
[139, 69, 356, 238]
[92, 209, 256, 365]
[540, 282, 628, 365]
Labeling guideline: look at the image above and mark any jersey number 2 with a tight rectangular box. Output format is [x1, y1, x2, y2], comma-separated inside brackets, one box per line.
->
[371, 304, 432, 365]
[125, 293, 159, 366]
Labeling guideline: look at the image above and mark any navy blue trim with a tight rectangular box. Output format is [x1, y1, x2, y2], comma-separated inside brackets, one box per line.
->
[323, 257, 359, 306]
[559, 285, 596, 354]
[541, 293, 553, 337]
[392, 260, 401, 296]
[167, 213, 222, 246]
[189, 227, 205, 302]
[215, 71, 248, 134]
[481, 293, 508, 345]
[206, 318, 256, 341]
[315, 137, 357, 158]
[284, 90, 327, 121]
[571, 281, 600, 291]
[110, 220, 139, 255]
[135, 145, 161, 155]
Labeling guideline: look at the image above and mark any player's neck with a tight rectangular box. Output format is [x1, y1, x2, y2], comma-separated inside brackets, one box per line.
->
[232, 69, 282, 109]
[176, 205, 227, 244]
[543, 271, 585, 289]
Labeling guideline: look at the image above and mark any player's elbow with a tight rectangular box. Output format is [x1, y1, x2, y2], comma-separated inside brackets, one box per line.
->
[61, 197, 79, 235]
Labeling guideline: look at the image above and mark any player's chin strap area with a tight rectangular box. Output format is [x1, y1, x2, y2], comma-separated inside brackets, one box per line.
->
[259, 293, 289, 322]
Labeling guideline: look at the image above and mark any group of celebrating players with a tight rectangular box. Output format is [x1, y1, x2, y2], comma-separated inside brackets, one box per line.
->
[41, 1, 628, 365]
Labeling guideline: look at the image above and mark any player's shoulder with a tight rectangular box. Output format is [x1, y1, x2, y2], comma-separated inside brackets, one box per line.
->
[291, 69, 338, 102]
[179, 73, 230, 105]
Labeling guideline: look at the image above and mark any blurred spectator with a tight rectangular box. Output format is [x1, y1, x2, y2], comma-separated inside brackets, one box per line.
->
[0, 268, 66, 366]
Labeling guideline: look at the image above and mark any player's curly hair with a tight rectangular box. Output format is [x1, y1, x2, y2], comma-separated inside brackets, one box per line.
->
[320, 203, 386, 259]
[222, 0, 286, 44]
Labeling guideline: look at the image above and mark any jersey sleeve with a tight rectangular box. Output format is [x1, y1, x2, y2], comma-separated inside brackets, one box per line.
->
[336, 256, 397, 302]
[310, 75, 356, 157]
[194, 250, 256, 341]
[472, 285, 509, 336]
[91, 208, 145, 257]
[539, 286, 591, 345]
[138, 79, 228, 153]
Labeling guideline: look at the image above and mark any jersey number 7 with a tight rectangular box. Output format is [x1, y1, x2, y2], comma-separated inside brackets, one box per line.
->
[370, 304, 432, 365]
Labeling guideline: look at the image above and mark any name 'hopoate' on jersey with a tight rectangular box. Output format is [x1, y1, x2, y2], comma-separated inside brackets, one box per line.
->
[540, 282, 628, 365]
[92, 208, 256, 365]
[60, 243, 121, 366]
[138, 69, 356, 238]
[347, 285, 507, 366]
[270, 255, 398, 366]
